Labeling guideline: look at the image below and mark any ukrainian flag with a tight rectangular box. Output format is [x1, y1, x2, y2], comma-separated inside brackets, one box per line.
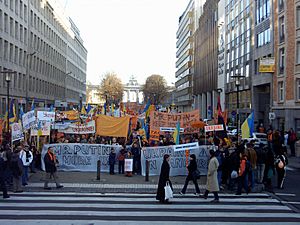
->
[241, 112, 254, 139]
[9, 100, 17, 123]
[81, 105, 87, 115]
[173, 121, 180, 145]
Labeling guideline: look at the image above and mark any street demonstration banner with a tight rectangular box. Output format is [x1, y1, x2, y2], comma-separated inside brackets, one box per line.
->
[56, 110, 79, 121]
[37, 111, 55, 122]
[41, 143, 122, 172]
[96, 115, 130, 138]
[31, 121, 51, 136]
[150, 110, 200, 134]
[11, 123, 24, 142]
[141, 145, 211, 176]
[22, 110, 36, 130]
[58, 121, 95, 134]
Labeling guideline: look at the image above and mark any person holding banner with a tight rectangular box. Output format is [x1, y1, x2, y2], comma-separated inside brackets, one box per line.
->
[179, 154, 201, 196]
[43, 147, 63, 190]
[156, 154, 173, 204]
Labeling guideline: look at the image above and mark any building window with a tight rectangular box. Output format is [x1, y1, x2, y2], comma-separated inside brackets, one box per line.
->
[257, 28, 271, 47]
[278, 81, 284, 102]
[279, 0, 284, 12]
[297, 42, 300, 64]
[296, 79, 300, 101]
[279, 16, 285, 43]
[279, 48, 285, 74]
[297, 6, 300, 28]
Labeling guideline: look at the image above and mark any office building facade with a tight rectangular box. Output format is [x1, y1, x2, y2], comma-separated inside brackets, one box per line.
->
[0, 0, 87, 115]
[273, 0, 300, 134]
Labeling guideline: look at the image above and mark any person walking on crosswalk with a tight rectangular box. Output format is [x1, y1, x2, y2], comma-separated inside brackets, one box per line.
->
[43, 147, 63, 190]
[201, 149, 220, 203]
[179, 154, 200, 196]
[156, 154, 172, 204]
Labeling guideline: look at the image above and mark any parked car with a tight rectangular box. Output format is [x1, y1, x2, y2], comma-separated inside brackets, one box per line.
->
[244, 132, 268, 147]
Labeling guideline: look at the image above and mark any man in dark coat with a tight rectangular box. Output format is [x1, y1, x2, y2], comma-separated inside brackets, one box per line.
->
[0, 156, 9, 198]
[179, 154, 200, 195]
[156, 154, 172, 204]
[44, 147, 63, 190]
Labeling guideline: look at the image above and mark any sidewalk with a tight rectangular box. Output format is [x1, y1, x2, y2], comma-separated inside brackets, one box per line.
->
[25, 171, 207, 193]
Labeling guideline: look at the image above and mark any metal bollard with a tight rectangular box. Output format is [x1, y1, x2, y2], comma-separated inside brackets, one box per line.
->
[96, 160, 101, 180]
[145, 160, 149, 182]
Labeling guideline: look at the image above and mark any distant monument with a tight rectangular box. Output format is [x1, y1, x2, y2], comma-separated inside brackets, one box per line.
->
[123, 76, 143, 103]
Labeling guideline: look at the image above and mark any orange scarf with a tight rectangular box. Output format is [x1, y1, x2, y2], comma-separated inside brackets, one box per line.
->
[48, 151, 56, 162]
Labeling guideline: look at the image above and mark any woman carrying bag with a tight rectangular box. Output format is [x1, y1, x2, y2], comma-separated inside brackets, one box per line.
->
[179, 154, 201, 196]
[156, 154, 173, 204]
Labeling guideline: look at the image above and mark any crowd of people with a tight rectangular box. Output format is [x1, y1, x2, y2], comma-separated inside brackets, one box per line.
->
[0, 123, 298, 201]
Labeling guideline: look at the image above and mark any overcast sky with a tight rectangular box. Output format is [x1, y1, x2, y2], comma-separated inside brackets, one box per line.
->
[58, 0, 189, 85]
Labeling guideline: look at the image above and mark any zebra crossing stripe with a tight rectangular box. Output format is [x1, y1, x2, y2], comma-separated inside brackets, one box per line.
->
[0, 192, 299, 224]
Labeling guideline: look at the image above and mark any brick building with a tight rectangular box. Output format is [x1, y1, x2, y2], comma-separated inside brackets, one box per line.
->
[273, 0, 300, 134]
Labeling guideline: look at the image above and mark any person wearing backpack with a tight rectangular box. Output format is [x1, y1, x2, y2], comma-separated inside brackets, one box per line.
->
[179, 154, 201, 196]
[275, 148, 288, 189]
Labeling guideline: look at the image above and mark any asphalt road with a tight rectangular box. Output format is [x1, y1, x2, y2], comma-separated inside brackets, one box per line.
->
[272, 167, 300, 212]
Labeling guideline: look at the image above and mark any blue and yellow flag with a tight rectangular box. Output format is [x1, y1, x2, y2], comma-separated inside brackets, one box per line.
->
[9, 100, 17, 123]
[81, 105, 87, 115]
[241, 112, 254, 139]
[173, 121, 180, 145]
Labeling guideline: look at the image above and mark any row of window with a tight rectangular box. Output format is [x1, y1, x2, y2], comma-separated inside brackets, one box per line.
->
[257, 28, 271, 47]
[255, 0, 271, 24]
[278, 80, 300, 102]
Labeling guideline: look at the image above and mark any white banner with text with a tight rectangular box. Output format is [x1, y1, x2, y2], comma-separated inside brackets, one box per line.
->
[41, 143, 122, 172]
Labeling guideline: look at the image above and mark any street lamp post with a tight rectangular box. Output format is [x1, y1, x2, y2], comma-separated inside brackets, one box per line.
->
[0, 70, 16, 132]
[231, 74, 245, 143]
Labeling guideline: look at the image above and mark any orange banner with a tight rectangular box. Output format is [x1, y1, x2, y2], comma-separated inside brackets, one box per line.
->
[149, 130, 160, 141]
[96, 115, 130, 138]
[150, 110, 200, 133]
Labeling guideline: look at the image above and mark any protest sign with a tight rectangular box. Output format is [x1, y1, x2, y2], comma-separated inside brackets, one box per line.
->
[11, 123, 24, 142]
[37, 111, 55, 122]
[173, 142, 199, 152]
[125, 159, 133, 172]
[96, 115, 130, 138]
[204, 124, 224, 132]
[149, 130, 160, 141]
[22, 110, 36, 130]
[160, 127, 185, 132]
[150, 110, 200, 134]
[58, 121, 95, 134]
[41, 143, 122, 172]
[141, 145, 211, 176]
[31, 121, 51, 136]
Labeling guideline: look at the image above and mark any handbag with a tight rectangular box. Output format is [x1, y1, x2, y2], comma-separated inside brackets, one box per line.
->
[164, 181, 173, 200]
[192, 169, 201, 180]
[231, 170, 238, 179]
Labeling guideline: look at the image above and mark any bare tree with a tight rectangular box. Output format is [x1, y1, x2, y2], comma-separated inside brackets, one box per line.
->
[99, 72, 124, 105]
[142, 74, 167, 105]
